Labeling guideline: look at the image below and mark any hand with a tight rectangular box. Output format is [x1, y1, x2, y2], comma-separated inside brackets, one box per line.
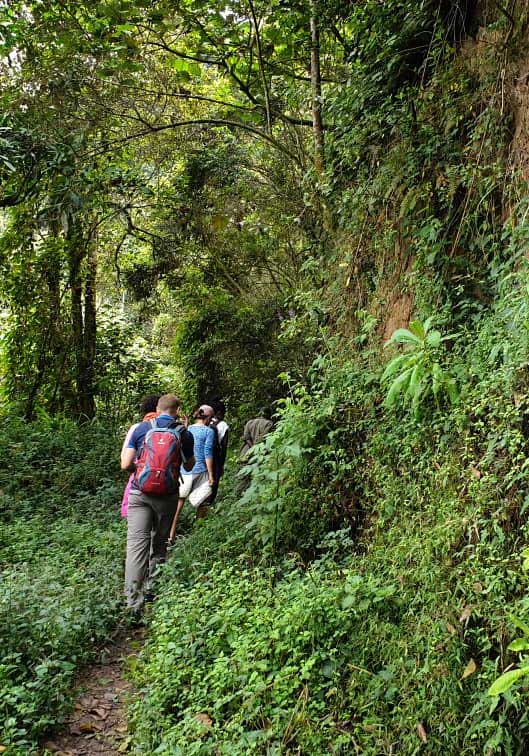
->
[180, 414, 189, 428]
[208, 477, 215, 487]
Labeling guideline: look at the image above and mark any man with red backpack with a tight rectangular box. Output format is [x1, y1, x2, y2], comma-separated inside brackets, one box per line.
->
[120, 393, 194, 617]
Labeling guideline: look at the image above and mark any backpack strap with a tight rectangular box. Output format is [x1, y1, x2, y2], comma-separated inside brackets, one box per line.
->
[135, 418, 158, 463]
[148, 419, 184, 435]
[165, 419, 187, 432]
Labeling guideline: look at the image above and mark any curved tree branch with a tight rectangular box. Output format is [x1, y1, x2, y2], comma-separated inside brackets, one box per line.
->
[87, 118, 302, 164]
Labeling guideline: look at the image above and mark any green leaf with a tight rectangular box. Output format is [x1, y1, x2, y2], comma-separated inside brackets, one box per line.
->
[425, 329, 441, 348]
[284, 442, 302, 458]
[384, 366, 413, 406]
[411, 380, 425, 413]
[432, 362, 444, 396]
[508, 638, 529, 652]
[381, 353, 413, 381]
[341, 593, 356, 609]
[446, 379, 459, 405]
[406, 363, 423, 400]
[509, 614, 529, 637]
[440, 331, 462, 342]
[388, 328, 422, 346]
[423, 316, 434, 332]
[408, 320, 425, 340]
[488, 666, 529, 696]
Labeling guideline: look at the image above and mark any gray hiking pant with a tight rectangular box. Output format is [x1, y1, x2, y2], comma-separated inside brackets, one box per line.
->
[125, 489, 177, 611]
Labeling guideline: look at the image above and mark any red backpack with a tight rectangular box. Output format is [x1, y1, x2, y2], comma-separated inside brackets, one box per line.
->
[134, 420, 183, 496]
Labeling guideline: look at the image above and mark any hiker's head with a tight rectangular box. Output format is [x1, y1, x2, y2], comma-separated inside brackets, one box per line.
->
[259, 406, 272, 420]
[212, 399, 226, 420]
[156, 394, 181, 417]
[140, 394, 161, 416]
[194, 404, 215, 424]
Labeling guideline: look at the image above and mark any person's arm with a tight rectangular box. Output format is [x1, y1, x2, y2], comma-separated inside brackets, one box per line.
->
[121, 446, 136, 472]
[243, 420, 254, 447]
[204, 427, 215, 485]
[206, 456, 215, 486]
[183, 456, 195, 472]
[240, 421, 253, 457]
[120, 425, 138, 471]
[121, 423, 137, 455]
[220, 428, 229, 465]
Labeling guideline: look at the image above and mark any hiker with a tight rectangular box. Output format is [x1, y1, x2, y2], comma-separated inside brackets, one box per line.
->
[207, 399, 230, 506]
[168, 404, 215, 540]
[236, 408, 274, 494]
[120, 393, 194, 617]
[239, 408, 274, 460]
[120, 394, 160, 519]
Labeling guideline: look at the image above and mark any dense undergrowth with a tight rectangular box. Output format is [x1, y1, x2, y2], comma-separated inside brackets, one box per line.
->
[128, 263, 529, 754]
[0, 418, 125, 754]
[121, 6, 529, 752]
[4, 2, 529, 755]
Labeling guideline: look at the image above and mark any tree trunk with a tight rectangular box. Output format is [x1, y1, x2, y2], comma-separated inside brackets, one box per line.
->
[69, 242, 85, 416]
[68, 224, 96, 419]
[82, 237, 97, 418]
[25, 219, 65, 418]
[248, 0, 272, 134]
[310, 0, 325, 174]
[47, 218, 71, 413]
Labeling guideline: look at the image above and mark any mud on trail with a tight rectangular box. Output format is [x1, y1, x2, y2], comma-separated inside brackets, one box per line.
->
[40, 627, 143, 756]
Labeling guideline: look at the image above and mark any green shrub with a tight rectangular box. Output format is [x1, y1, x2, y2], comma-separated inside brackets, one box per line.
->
[382, 318, 460, 414]
[0, 414, 123, 521]
[236, 360, 379, 559]
[130, 546, 398, 755]
[0, 518, 124, 753]
[173, 289, 308, 421]
[131, 246, 529, 752]
[0, 415, 125, 754]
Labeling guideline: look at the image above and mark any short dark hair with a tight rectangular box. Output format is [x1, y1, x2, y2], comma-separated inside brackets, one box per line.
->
[140, 394, 161, 416]
[212, 399, 226, 417]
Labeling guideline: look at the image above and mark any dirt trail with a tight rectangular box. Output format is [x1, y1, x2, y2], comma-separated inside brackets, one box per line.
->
[41, 627, 143, 756]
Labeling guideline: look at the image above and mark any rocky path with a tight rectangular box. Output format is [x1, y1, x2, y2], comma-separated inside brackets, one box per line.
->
[40, 627, 144, 756]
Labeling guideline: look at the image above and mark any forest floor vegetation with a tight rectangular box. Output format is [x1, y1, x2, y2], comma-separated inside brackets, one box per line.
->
[0, 417, 126, 755]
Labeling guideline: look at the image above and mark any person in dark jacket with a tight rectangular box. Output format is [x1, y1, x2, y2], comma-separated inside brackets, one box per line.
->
[207, 399, 229, 507]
